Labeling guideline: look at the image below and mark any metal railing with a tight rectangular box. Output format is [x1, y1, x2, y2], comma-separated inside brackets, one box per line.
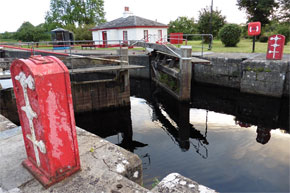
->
[167, 34, 213, 56]
[0, 34, 213, 58]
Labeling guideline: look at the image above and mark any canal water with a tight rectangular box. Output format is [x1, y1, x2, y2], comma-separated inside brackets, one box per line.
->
[1, 76, 289, 192]
[75, 79, 290, 192]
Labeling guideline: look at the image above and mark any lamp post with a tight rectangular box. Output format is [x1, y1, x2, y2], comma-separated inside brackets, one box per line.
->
[209, 0, 213, 50]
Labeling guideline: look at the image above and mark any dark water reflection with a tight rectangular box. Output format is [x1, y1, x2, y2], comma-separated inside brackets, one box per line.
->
[75, 79, 290, 192]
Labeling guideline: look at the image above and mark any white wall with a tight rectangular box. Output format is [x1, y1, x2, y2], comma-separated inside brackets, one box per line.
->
[92, 27, 168, 45]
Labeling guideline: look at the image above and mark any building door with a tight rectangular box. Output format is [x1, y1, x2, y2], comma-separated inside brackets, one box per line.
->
[123, 31, 128, 45]
[158, 30, 162, 42]
[102, 31, 107, 46]
[144, 30, 149, 42]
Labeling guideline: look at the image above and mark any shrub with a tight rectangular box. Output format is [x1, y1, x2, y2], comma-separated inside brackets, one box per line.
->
[218, 24, 242, 47]
[259, 35, 268, 42]
[277, 25, 290, 45]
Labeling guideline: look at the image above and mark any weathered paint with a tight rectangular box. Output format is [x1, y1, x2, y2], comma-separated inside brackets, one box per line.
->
[266, 34, 285, 60]
[10, 55, 80, 188]
[15, 72, 46, 167]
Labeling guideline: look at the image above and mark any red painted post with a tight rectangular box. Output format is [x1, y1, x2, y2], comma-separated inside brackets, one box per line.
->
[10, 55, 80, 188]
[248, 22, 261, 53]
[266, 34, 285, 60]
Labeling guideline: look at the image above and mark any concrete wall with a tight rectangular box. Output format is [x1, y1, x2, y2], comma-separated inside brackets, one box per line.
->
[194, 53, 290, 98]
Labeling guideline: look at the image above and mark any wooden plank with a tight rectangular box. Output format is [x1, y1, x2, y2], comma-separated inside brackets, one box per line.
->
[69, 65, 144, 74]
[0, 65, 144, 79]
[156, 63, 180, 79]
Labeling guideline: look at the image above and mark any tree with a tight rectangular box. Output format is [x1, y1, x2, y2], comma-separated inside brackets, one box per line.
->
[197, 7, 226, 40]
[45, 0, 106, 30]
[168, 16, 197, 39]
[276, 0, 290, 23]
[15, 22, 35, 42]
[15, 22, 50, 42]
[0, 31, 15, 40]
[237, 0, 278, 26]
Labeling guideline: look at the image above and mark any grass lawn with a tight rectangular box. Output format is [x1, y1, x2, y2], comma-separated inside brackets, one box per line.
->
[187, 39, 290, 54]
[1, 38, 289, 54]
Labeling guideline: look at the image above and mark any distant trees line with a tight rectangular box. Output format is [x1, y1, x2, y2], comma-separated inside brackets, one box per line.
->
[168, 0, 289, 46]
[0, 0, 289, 46]
[0, 0, 106, 42]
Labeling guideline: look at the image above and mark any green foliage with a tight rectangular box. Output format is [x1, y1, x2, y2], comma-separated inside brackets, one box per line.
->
[45, 0, 106, 31]
[277, 25, 290, 45]
[0, 31, 15, 40]
[237, 0, 278, 26]
[197, 7, 226, 42]
[259, 35, 268, 42]
[151, 177, 160, 188]
[14, 22, 50, 42]
[159, 72, 179, 93]
[74, 24, 95, 40]
[219, 24, 242, 47]
[168, 16, 197, 40]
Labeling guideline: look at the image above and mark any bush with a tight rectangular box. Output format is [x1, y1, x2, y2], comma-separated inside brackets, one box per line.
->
[218, 24, 242, 47]
[277, 25, 290, 45]
[259, 35, 268, 42]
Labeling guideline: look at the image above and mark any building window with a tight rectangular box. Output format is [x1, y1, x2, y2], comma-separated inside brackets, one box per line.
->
[144, 30, 148, 42]
[123, 31, 128, 44]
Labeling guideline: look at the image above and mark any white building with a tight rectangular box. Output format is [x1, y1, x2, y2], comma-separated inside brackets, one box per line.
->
[90, 7, 168, 47]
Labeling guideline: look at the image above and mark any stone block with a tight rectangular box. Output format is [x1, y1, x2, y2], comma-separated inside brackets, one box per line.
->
[256, 72, 286, 83]
[241, 79, 284, 97]
[151, 173, 216, 193]
[242, 71, 256, 80]
[212, 65, 228, 76]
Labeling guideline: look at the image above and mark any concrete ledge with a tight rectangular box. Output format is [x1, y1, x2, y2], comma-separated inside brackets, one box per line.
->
[0, 125, 146, 193]
[0, 114, 17, 132]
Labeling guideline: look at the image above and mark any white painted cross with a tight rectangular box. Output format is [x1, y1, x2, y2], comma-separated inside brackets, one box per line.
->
[269, 35, 281, 59]
[15, 72, 46, 167]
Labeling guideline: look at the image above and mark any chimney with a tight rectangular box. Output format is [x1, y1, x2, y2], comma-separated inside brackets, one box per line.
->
[123, 6, 133, 18]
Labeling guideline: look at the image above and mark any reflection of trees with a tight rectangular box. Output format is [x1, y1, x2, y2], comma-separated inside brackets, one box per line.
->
[234, 118, 272, 145]
[256, 127, 271, 145]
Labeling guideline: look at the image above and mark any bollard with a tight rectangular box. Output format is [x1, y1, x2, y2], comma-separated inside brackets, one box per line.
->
[179, 46, 192, 101]
[10, 55, 81, 188]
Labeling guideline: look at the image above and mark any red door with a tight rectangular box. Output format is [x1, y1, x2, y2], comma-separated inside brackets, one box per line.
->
[102, 31, 107, 47]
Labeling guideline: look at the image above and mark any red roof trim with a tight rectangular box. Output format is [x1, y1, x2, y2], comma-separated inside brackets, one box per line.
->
[90, 25, 168, 31]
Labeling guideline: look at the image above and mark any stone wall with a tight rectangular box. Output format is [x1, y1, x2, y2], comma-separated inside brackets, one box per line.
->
[240, 59, 289, 97]
[194, 53, 290, 97]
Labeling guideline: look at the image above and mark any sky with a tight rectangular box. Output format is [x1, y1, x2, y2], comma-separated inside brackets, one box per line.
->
[0, 0, 247, 33]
